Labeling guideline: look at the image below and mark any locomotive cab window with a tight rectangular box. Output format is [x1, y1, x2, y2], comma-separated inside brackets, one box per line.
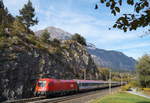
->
[38, 81, 46, 87]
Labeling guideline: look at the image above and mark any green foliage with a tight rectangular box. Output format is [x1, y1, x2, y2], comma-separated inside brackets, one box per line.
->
[52, 38, 60, 46]
[18, 0, 38, 29]
[95, 0, 150, 32]
[129, 80, 139, 87]
[136, 54, 150, 88]
[11, 18, 27, 35]
[0, 37, 6, 49]
[121, 81, 138, 91]
[0, 0, 14, 36]
[98, 68, 110, 80]
[121, 84, 131, 91]
[40, 30, 51, 43]
[98, 68, 133, 82]
[26, 34, 39, 45]
[0, 25, 5, 37]
[0, 0, 62, 56]
[0, 36, 21, 50]
[0, 0, 14, 25]
[71, 33, 87, 46]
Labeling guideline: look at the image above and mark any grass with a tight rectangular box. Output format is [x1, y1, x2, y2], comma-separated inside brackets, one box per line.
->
[92, 92, 150, 103]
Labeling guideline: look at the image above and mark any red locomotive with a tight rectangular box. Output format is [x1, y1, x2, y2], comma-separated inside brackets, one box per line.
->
[35, 78, 78, 96]
[35, 78, 121, 96]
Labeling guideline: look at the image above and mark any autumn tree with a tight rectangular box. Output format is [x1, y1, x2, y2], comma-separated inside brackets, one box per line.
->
[71, 33, 87, 46]
[95, 0, 150, 32]
[98, 68, 110, 80]
[136, 54, 150, 88]
[18, 0, 38, 30]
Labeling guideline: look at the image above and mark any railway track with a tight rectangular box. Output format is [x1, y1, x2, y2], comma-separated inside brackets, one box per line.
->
[28, 87, 119, 103]
[3, 87, 120, 103]
[3, 96, 46, 103]
[28, 92, 94, 103]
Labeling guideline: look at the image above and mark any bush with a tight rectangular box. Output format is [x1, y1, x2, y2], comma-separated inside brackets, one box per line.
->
[26, 35, 38, 45]
[129, 81, 139, 87]
[71, 33, 87, 46]
[11, 19, 27, 35]
[40, 29, 50, 43]
[143, 88, 150, 92]
[51, 38, 60, 47]
[121, 84, 131, 91]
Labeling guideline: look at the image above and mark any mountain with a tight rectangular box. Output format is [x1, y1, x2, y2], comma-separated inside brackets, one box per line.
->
[35, 26, 136, 71]
[35, 26, 72, 40]
[87, 43, 136, 71]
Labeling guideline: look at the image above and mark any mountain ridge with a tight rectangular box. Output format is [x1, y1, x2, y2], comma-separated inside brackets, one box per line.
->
[35, 26, 136, 71]
[35, 26, 72, 40]
[87, 45, 136, 71]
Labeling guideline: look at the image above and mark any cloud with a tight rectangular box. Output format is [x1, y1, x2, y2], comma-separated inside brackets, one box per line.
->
[4, 0, 40, 15]
[121, 47, 150, 59]
[5, 0, 137, 44]
[35, 4, 137, 42]
[3, 0, 150, 59]
[4, 0, 27, 14]
[112, 42, 150, 50]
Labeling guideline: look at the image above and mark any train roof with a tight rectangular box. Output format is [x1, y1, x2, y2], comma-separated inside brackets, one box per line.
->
[37, 78, 120, 84]
[37, 78, 76, 83]
[73, 79, 108, 83]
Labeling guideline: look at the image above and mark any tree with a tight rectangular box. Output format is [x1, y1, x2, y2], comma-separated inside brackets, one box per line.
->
[95, 0, 150, 32]
[71, 33, 87, 46]
[40, 30, 50, 43]
[52, 38, 60, 46]
[19, 0, 38, 30]
[136, 54, 150, 88]
[98, 68, 110, 80]
[11, 18, 27, 35]
[0, 0, 14, 36]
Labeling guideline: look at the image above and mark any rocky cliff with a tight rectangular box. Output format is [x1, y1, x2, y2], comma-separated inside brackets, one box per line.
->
[0, 35, 98, 101]
[36, 27, 136, 71]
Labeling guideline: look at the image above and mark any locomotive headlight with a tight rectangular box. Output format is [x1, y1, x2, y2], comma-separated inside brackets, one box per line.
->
[42, 87, 47, 91]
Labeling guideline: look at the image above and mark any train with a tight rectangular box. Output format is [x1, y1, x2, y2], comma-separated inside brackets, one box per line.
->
[35, 78, 123, 96]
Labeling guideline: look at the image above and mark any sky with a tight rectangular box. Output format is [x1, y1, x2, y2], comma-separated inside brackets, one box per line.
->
[3, 0, 150, 60]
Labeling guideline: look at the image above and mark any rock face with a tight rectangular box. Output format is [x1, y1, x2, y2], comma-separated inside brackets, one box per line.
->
[0, 40, 98, 101]
[35, 26, 72, 40]
[35, 27, 136, 71]
[87, 43, 136, 71]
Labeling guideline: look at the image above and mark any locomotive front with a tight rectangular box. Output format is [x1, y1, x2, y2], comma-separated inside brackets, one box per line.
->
[35, 78, 51, 96]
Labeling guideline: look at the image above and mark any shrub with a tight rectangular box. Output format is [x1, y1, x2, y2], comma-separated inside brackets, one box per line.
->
[71, 33, 87, 46]
[11, 19, 27, 35]
[129, 81, 139, 88]
[121, 84, 131, 91]
[40, 30, 50, 43]
[51, 38, 60, 47]
[143, 88, 150, 92]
